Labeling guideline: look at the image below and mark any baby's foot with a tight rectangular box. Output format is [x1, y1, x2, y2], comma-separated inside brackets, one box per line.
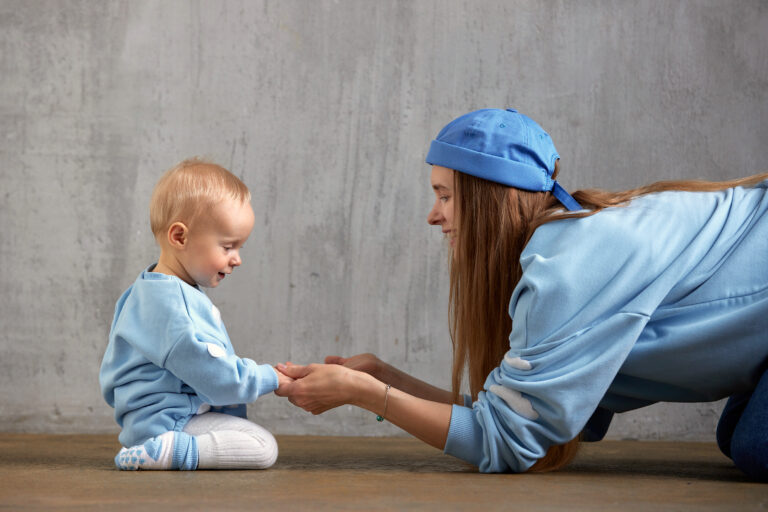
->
[115, 431, 175, 470]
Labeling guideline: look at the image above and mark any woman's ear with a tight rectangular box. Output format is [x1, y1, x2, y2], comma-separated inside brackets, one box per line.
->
[166, 222, 189, 249]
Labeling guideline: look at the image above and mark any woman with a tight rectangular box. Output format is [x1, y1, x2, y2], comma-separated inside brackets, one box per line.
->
[276, 108, 768, 479]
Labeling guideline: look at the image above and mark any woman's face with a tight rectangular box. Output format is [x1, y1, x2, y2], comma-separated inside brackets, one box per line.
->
[427, 165, 456, 247]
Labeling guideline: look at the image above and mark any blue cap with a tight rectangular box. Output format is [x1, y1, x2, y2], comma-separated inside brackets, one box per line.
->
[426, 108, 581, 211]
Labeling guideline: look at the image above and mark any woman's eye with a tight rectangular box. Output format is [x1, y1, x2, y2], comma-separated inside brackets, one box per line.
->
[440, 196, 449, 203]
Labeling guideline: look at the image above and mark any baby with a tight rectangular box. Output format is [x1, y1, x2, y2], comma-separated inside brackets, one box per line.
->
[99, 158, 290, 470]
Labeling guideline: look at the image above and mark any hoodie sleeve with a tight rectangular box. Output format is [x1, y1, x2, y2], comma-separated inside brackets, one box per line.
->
[164, 332, 278, 406]
[161, 285, 278, 405]
[443, 209, 675, 472]
[113, 278, 278, 406]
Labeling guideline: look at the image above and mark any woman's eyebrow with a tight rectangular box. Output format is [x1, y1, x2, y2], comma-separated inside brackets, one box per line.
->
[432, 184, 449, 191]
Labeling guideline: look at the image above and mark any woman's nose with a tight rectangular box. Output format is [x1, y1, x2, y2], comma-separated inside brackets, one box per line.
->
[427, 204, 442, 225]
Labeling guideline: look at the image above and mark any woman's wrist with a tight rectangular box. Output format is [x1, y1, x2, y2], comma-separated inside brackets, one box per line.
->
[371, 359, 390, 383]
[375, 360, 407, 390]
[350, 371, 388, 414]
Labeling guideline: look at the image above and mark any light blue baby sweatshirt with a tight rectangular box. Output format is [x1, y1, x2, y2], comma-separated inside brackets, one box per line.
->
[444, 181, 768, 472]
[100, 268, 278, 447]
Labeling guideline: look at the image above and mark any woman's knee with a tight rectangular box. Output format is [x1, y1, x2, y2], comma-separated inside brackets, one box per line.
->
[716, 391, 753, 459]
[730, 430, 768, 482]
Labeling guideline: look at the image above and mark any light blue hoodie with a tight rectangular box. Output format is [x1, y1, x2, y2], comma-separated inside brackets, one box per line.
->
[445, 181, 768, 472]
[100, 269, 278, 448]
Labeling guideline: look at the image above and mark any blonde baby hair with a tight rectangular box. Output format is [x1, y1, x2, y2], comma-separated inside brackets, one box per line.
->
[149, 158, 251, 240]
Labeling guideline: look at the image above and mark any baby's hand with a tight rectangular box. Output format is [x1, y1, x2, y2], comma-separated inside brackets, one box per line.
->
[275, 365, 295, 395]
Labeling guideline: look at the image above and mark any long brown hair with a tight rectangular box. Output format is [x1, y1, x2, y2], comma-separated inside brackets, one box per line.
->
[448, 165, 768, 472]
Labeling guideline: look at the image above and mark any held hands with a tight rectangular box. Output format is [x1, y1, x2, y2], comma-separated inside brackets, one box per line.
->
[274, 358, 375, 415]
[274, 366, 295, 389]
[275, 354, 453, 451]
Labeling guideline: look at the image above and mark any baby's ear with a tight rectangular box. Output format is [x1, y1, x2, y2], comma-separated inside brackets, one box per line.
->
[167, 222, 188, 248]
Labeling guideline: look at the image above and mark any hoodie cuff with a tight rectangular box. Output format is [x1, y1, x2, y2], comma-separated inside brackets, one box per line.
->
[443, 404, 485, 467]
[257, 364, 280, 397]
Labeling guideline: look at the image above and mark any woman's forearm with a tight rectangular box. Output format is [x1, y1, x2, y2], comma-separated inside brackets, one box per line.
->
[376, 361, 455, 405]
[276, 362, 454, 450]
[353, 371, 453, 450]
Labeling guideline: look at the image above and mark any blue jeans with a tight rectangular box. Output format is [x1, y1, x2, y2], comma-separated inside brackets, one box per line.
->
[717, 369, 768, 482]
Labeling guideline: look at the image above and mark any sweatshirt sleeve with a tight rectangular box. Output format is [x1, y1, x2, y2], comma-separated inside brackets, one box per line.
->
[444, 212, 664, 473]
[164, 333, 278, 406]
[113, 277, 278, 406]
[161, 286, 278, 405]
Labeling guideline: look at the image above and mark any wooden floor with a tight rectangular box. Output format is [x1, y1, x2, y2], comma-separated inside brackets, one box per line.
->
[0, 434, 766, 511]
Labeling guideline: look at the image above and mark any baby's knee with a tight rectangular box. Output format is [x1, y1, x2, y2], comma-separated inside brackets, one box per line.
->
[249, 429, 278, 468]
[261, 435, 278, 468]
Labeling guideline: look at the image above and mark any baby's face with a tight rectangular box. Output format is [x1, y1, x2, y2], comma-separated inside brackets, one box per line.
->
[182, 199, 255, 288]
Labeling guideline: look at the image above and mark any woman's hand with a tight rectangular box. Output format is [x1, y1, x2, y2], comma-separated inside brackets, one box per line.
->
[275, 363, 375, 415]
[324, 353, 383, 377]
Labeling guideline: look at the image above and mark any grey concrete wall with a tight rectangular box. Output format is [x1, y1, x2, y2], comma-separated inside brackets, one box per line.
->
[1, 0, 766, 441]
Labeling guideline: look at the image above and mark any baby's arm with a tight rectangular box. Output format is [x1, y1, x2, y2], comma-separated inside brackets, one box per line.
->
[165, 338, 279, 405]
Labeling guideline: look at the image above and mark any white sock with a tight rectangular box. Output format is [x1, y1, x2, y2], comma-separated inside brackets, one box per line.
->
[115, 431, 175, 470]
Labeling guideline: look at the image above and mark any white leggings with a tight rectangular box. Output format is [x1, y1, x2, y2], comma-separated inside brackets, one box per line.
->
[182, 412, 278, 469]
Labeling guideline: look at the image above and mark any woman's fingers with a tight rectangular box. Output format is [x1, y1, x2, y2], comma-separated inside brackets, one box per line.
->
[311, 405, 333, 415]
[274, 371, 295, 396]
[285, 388, 325, 413]
[276, 363, 313, 378]
[324, 353, 380, 376]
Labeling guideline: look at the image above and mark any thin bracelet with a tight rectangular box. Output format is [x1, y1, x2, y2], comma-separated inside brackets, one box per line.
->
[376, 384, 392, 422]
